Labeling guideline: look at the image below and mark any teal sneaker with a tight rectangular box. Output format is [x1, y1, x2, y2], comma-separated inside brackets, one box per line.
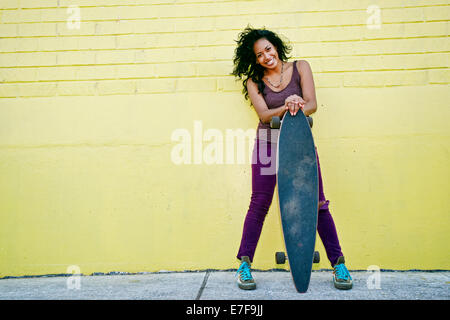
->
[333, 256, 353, 290]
[236, 256, 256, 290]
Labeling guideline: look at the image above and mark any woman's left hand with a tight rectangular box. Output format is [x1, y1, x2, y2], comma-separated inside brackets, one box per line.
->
[285, 95, 306, 116]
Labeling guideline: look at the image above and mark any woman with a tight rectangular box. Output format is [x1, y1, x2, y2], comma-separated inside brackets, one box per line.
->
[231, 27, 352, 290]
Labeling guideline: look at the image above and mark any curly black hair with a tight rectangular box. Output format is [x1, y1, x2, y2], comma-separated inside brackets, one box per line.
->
[231, 26, 292, 102]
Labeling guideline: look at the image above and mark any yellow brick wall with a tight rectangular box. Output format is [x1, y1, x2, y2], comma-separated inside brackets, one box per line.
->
[0, 0, 449, 277]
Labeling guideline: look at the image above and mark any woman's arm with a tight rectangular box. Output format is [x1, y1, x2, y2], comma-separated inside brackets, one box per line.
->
[297, 60, 317, 117]
[247, 78, 287, 124]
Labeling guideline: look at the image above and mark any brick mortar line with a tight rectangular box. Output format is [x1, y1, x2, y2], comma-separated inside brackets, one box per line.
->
[1, 3, 448, 12]
[1, 22, 447, 40]
[0, 36, 449, 55]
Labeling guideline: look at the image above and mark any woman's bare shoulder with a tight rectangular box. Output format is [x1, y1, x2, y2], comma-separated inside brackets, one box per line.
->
[297, 60, 312, 72]
[246, 77, 258, 91]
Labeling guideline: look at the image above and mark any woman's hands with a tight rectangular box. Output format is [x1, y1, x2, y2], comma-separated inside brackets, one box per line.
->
[284, 94, 306, 116]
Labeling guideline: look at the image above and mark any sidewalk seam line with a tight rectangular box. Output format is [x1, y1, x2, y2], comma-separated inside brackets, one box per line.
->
[195, 270, 210, 300]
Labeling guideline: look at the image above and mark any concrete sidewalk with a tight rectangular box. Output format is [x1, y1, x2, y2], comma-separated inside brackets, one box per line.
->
[0, 270, 448, 300]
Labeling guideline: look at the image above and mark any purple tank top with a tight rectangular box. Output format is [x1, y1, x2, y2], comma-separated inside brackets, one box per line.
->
[257, 60, 303, 134]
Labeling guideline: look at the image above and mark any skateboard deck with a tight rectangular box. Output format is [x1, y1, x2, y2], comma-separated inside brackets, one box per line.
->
[275, 112, 319, 293]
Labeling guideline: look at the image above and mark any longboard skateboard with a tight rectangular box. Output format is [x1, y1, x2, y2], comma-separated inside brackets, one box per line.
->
[271, 112, 319, 293]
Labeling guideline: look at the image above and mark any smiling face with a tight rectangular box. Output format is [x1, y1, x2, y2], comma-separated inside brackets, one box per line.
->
[253, 38, 280, 70]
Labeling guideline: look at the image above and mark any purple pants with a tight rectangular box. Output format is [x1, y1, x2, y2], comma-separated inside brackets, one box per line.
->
[237, 138, 343, 267]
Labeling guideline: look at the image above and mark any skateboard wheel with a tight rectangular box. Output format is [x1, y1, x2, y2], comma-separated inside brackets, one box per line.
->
[306, 116, 313, 128]
[270, 116, 281, 129]
[275, 252, 286, 264]
[313, 251, 320, 263]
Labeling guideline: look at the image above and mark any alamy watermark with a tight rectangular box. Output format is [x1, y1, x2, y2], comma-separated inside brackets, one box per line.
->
[366, 5, 382, 29]
[67, 5, 81, 30]
[170, 120, 278, 175]
[366, 265, 381, 289]
[66, 265, 81, 290]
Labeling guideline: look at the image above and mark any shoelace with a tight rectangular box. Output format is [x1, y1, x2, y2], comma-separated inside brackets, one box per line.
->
[334, 264, 352, 281]
[236, 262, 253, 281]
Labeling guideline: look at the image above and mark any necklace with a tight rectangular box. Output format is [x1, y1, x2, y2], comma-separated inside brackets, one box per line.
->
[265, 61, 284, 88]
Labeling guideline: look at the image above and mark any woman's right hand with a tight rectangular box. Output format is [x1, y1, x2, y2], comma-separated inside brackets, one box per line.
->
[284, 94, 305, 116]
